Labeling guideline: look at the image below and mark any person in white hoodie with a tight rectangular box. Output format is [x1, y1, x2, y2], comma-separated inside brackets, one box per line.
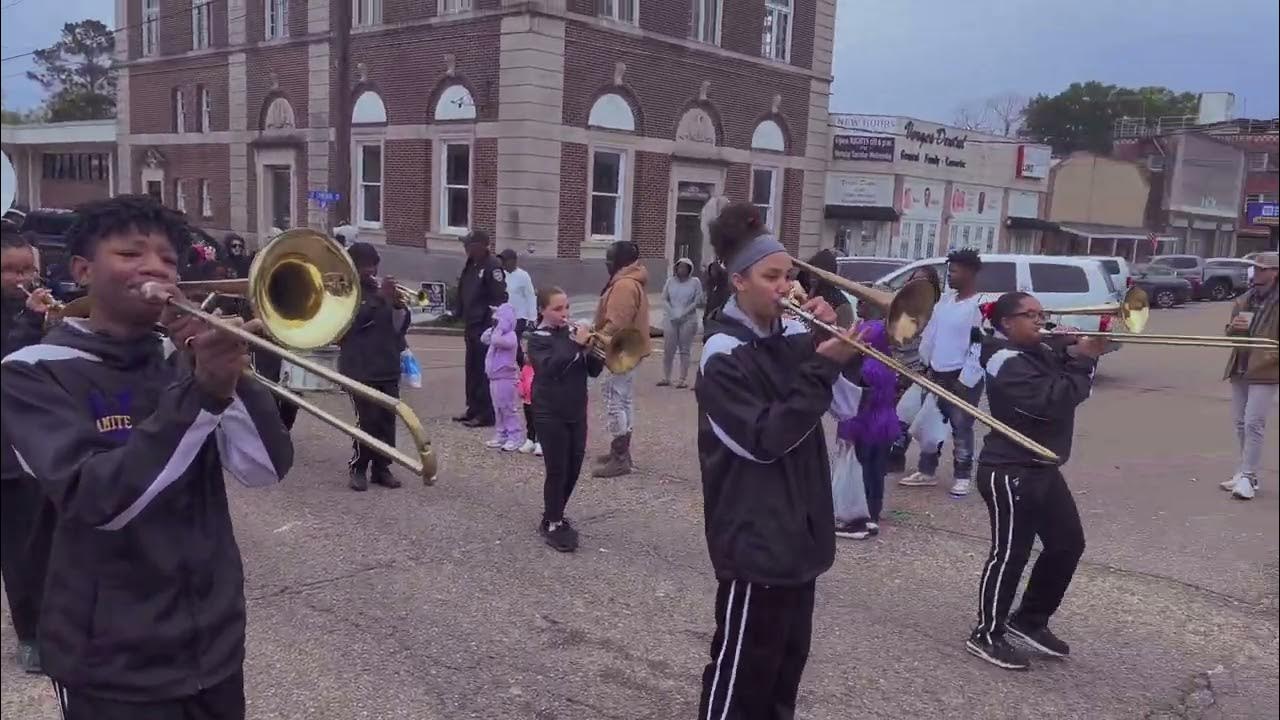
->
[899, 248, 986, 497]
[658, 257, 703, 388]
[500, 249, 537, 365]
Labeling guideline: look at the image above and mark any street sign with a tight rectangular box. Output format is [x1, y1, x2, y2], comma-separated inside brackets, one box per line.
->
[308, 190, 342, 207]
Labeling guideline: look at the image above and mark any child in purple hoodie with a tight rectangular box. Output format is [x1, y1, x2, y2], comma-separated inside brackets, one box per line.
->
[482, 303, 526, 451]
[834, 308, 900, 540]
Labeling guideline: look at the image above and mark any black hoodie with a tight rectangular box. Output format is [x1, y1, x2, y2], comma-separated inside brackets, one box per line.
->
[526, 324, 605, 423]
[977, 332, 1096, 468]
[0, 319, 293, 701]
[694, 298, 863, 587]
[1, 295, 45, 480]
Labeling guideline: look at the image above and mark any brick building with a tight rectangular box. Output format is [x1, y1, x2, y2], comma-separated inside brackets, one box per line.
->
[1, 120, 118, 211]
[1113, 113, 1279, 257]
[113, 0, 838, 284]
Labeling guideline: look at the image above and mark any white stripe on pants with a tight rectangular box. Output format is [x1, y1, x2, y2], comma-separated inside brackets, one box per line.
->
[977, 469, 1015, 644]
[704, 580, 751, 720]
[601, 368, 636, 437]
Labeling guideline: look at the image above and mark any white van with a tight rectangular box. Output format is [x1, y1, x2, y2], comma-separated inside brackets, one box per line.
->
[874, 254, 1121, 333]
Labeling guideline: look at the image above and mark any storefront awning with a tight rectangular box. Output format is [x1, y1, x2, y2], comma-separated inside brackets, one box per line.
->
[824, 205, 899, 221]
[1005, 216, 1059, 232]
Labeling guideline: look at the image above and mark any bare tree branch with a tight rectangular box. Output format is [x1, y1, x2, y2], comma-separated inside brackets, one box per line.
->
[984, 92, 1028, 137]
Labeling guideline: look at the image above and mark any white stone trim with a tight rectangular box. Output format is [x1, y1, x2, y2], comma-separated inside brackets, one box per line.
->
[585, 142, 632, 247]
[254, 146, 298, 243]
[351, 138, 384, 229]
[437, 136, 474, 235]
[665, 163, 724, 265]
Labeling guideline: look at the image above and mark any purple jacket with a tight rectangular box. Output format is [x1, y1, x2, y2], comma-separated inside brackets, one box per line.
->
[482, 303, 519, 381]
[837, 320, 899, 447]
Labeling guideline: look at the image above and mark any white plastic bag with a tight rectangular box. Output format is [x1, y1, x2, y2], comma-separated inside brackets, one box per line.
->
[910, 393, 949, 449]
[400, 349, 423, 389]
[830, 440, 869, 523]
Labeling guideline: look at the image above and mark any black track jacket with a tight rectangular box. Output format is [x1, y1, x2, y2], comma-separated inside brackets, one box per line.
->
[0, 319, 294, 701]
[694, 298, 863, 587]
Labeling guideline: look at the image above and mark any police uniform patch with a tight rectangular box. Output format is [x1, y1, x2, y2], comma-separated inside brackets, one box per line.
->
[492, 268, 505, 282]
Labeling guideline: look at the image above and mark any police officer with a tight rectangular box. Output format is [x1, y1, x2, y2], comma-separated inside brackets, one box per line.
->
[453, 229, 508, 428]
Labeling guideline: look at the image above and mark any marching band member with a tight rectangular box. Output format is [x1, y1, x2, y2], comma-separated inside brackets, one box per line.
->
[966, 291, 1107, 671]
[1, 226, 55, 673]
[0, 195, 293, 719]
[695, 202, 864, 718]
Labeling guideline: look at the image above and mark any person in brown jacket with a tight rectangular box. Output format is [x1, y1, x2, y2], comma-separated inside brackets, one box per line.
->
[592, 240, 651, 477]
[1220, 251, 1278, 501]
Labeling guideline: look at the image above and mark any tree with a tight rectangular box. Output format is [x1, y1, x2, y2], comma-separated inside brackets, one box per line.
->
[1021, 81, 1199, 155]
[952, 102, 993, 132]
[984, 92, 1027, 137]
[26, 20, 116, 122]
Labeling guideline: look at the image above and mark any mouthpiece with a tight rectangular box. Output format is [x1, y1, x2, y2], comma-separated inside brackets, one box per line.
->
[141, 282, 171, 302]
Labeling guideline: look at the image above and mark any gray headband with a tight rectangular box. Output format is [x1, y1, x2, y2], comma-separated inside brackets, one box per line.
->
[726, 233, 786, 275]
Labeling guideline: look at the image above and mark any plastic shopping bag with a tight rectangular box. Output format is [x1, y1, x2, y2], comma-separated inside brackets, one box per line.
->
[400, 349, 423, 389]
[909, 393, 949, 449]
[830, 440, 869, 523]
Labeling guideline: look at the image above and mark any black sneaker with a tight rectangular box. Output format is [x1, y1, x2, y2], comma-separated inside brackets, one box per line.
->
[348, 467, 369, 492]
[1007, 617, 1070, 658]
[834, 519, 871, 540]
[965, 631, 1030, 671]
[540, 521, 578, 552]
[17, 642, 41, 674]
[887, 453, 906, 474]
[370, 470, 402, 489]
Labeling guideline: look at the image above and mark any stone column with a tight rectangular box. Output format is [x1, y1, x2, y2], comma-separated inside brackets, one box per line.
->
[114, 0, 133, 194]
[229, 52, 250, 237]
[495, 14, 566, 257]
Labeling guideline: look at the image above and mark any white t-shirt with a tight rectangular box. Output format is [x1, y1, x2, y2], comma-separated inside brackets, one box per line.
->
[919, 291, 982, 376]
[506, 267, 537, 322]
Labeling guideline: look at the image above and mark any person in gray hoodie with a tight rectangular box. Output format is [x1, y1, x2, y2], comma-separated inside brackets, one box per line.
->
[658, 257, 703, 388]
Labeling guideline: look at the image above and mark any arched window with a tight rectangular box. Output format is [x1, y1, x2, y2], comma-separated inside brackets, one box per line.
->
[434, 84, 476, 121]
[262, 96, 296, 130]
[352, 90, 387, 125]
[751, 119, 786, 152]
[588, 93, 635, 132]
[675, 107, 718, 145]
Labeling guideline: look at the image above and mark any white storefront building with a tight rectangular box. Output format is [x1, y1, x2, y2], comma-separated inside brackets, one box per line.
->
[825, 114, 1053, 259]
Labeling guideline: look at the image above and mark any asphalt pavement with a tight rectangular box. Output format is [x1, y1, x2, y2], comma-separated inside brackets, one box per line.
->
[3, 300, 1277, 719]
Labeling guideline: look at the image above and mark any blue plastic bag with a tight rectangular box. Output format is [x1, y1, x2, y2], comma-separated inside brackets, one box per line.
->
[400, 349, 422, 388]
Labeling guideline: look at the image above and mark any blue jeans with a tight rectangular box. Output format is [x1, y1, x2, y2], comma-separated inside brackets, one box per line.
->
[918, 370, 983, 480]
[856, 442, 890, 522]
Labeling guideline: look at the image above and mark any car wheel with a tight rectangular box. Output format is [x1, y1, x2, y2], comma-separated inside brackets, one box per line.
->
[1155, 289, 1177, 309]
[1207, 280, 1231, 301]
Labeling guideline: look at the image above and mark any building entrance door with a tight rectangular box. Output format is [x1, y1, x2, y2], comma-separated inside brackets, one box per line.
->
[674, 181, 713, 271]
[267, 165, 292, 232]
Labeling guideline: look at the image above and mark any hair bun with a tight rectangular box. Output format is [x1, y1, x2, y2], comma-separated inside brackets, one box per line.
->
[708, 202, 766, 261]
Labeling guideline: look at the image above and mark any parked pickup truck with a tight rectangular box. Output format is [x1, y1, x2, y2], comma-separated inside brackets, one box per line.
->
[1148, 254, 1246, 301]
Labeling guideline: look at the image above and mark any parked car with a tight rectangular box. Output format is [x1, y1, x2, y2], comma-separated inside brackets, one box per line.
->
[876, 254, 1121, 334]
[835, 256, 909, 284]
[1085, 255, 1133, 292]
[1204, 258, 1253, 299]
[1130, 264, 1193, 308]
[1147, 254, 1207, 299]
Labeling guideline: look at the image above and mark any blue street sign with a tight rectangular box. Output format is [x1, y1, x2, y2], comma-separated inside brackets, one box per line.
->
[308, 190, 342, 203]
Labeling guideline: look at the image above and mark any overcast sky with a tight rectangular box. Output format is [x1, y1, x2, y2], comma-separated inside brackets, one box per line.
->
[3, 0, 1278, 121]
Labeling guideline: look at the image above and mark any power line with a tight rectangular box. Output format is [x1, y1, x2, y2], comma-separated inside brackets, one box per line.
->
[1, 0, 225, 63]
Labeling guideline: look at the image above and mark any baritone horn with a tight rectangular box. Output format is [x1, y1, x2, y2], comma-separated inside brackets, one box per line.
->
[125, 229, 435, 483]
[582, 325, 649, 374]
[791, 257, 938, 345]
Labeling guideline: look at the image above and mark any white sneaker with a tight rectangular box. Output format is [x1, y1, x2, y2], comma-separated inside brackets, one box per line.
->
[484, 438, 504, 449]
[517, 439, 537, 454]
[501, 441, 522, 452]
[1231, 474, 1256, 500]
[1220, 475, 1239, 492]
[950, 478, 971, 498]
[898, 471, 937, 487]
[533, 443, 543, 457]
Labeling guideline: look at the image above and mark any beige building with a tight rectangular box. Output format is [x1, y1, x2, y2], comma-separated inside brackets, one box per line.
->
[1044, 152, 1175, 261]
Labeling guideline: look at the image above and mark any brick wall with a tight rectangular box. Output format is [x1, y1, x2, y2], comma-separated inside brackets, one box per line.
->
[39, 179, 111, 209]
[558, 142, 589, 258]
[473, 137, 498, 234]
[788, 0, 815, 70]
[347, 18, 501, 124]
[157, 0, 193, 56]
[638, 0, 692, 39]
[129, 61, 231, 134]
[384, 140, 431, 247]
[383, 0, 438, 24]
[630, 151, 671, 258]
[780, 167, 803, 254]
[719, 0, 764, 58]
[562, 24, 810, 153]
[246, 45, 311, 129]
[167, 144, 231, 227]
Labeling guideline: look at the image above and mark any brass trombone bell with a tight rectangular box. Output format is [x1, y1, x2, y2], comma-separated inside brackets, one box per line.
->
[1046, 286, 1150, 334]
[791, 257, 937, 345]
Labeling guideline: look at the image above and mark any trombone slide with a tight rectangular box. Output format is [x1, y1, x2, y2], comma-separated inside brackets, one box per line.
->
[782, 298, 1060, 463]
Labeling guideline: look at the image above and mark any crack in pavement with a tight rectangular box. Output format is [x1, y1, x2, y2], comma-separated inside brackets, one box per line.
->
[1145, 668, 1222, 720]
[246, 561, 397, 602]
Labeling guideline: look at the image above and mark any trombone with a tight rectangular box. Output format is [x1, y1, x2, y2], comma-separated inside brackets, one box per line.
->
[1042, 286, 1278, 349]
[785, 257, 1058, 462]
[60, 230, 439, 483]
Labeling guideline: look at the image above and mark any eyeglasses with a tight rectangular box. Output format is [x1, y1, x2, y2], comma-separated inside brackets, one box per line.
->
[1009, 310, 1049, 321]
